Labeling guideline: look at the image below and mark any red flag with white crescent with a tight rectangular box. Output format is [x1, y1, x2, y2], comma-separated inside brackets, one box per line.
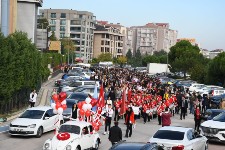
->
[119, 88, 127, 116]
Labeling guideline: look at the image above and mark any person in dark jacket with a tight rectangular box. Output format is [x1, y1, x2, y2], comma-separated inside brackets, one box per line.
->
[71, 103, 79, 119]
[108, 121, 122, 146]
[180, 97, 188, 120]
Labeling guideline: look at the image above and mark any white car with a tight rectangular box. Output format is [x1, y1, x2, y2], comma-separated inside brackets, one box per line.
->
[43, 121, 101, 150]
[201, 112, 225, 143]
[149, 126, 208, 150]
[9, 106, 59, 138]
[198, 86, 223, 96]
[189, 84, 205, 93]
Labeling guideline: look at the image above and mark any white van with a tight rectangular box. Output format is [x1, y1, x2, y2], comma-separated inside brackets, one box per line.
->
[62, 81, 100, 92]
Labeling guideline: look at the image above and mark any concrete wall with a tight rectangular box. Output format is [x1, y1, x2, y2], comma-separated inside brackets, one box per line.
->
[17, 2, 38, 43]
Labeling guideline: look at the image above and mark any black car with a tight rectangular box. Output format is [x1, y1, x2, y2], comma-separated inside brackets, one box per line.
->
[62, 92, 88, 121]
[109, 141, 163, 150]
[202, 109, 225, 121]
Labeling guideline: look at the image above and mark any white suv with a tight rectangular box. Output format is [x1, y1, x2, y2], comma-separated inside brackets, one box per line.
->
[189, 84, 205, 93]
[201, 112, 225, 143]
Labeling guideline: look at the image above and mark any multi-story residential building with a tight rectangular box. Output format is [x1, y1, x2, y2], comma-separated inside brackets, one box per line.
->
[1, 0, 42, 43]
[200, 49, 224, 59]
[39, 9, 96, 62]
[93, 24, 124, 58]
[129, 23, 178, 55]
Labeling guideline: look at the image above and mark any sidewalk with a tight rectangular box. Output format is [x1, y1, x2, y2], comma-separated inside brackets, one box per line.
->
[0, 73, 63, 125]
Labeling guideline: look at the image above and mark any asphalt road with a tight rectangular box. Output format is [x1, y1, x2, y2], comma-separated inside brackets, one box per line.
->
[0, 114, 224, 150]
[0, 76, 224, 150]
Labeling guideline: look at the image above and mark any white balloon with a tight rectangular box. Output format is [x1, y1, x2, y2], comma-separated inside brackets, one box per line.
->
[82, 104, 88, 111]
[85, 97, 91, 104]
[61, 100, 66, 105]
[87, 104, 92, 110]
[58, 107, 63, 115]
[51, 103, 56, 109]
[53, 109, 58, 114]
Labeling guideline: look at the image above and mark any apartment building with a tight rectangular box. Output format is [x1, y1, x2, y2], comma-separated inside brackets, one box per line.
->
[1, 0, 42, 43]
[129, 23, 178, 55]
[93, 24, 124, 58]
[39, 9, 96, 62]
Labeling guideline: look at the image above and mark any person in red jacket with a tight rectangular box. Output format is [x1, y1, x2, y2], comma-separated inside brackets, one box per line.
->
[161, 107, 172, 127]
[125, 107, 135, 138]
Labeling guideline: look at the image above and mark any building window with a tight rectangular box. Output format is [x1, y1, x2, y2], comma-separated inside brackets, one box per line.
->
[49, 26, 56, 31]
[82, 41, 85, 46]
[60, 19, 66, 25]
[51, 13, 56, 18]
[71, 20, 81, 25]
[60, 33, 65, 38]
[101, 34, 105, 38]
[70, 27, 81, 32]
[60, 13, 66, 18]
[60, 26, 65, 31]
[70, 34, 80, 38]
[101, 40, 104, 45]
[101, 47, 104, 52]
[50, 19, 56, 25]
[79, 14, 83, 19]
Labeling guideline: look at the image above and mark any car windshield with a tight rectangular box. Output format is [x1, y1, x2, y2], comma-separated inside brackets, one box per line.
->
[59, 125, 80, 134]
[213, 112, 225, 122]
[211, 112, 223, 118]
[68, 93, 87, 101]
[19, 110, 45, 119]
[153, 130, 184, 140]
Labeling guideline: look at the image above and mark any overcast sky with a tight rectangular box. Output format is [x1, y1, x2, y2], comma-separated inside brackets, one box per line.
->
[42, 0, 225, 51]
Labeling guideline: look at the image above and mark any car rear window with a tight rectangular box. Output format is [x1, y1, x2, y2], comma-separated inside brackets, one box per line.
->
[153, 130, 184, 140]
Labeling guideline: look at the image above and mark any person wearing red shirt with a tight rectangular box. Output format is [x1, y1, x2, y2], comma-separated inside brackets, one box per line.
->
[161, 107, 172, 127]
[125, 107, 135, 138]
[157, 102, 164, 125]
[114, 98, 121, 121]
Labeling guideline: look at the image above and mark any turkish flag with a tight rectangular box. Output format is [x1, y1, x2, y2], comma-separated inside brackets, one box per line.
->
[119, 88, 127, 116]
[97, 84, 105, 108]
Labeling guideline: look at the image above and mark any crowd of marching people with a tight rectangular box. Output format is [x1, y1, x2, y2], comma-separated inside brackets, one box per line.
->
[58, 66, 210, 145]
[88, 67, 208, 138]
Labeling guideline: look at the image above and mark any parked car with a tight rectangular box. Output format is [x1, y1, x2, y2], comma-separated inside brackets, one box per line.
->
[73, 86, 100, 96]
[63, 92, 88, 121]
[209, 88, 225, 96]
[199, 86, 223, 96]
[202, 109, 225, 121]
[210, 93, 225, 109]
[201, 112, 225, 143]
[62, 81, 99, 92]
[189, 84, 206, 93]
[43, 121, 101, 150]
[9, 106, 59, 138]
[109, 141, 162, 150]
[149, 126, 208, 150]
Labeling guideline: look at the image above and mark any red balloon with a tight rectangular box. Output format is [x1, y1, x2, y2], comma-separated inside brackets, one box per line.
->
[59, 92, 67, 102]
[77, 102, 82, 109]
[79, 109, 85, 116]
[52, 94, 59, 102]
[85, 110, 91, 117]
[90, 98, 97, 107]
[62, 104, 67, 110]
[55, 102, 61, 109]
[94, 125, 99, 131]
[92, 122, 97, 127]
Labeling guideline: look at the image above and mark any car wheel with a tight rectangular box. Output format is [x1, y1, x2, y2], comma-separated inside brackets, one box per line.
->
[75, 146, 80, 150]
[92, 140, 99, 150]
[36, 127, 43, 138]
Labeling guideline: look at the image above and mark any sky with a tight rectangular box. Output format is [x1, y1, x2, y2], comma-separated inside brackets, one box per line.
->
[42, 0, 225, 51]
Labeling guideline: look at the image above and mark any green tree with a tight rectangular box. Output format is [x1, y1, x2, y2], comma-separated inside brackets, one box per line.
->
[126, 49, 133, 65]
[117, 56, 127, 66]
[207, 52, 225, 86]
[49, 31, 57, 41]
[37, 18, 49, 29]
[154, 49, 167, 57]
[168, 40, 201, 78]
[133, 49, 142, 67]
[60, 37, 76, 64]
[97, 53, 112, 62]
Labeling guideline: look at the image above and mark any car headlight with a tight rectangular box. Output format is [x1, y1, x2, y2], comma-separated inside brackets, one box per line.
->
[44, 143, 50, 149]
[66, 145, 72, 150]
[28, 124, 36, 128]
